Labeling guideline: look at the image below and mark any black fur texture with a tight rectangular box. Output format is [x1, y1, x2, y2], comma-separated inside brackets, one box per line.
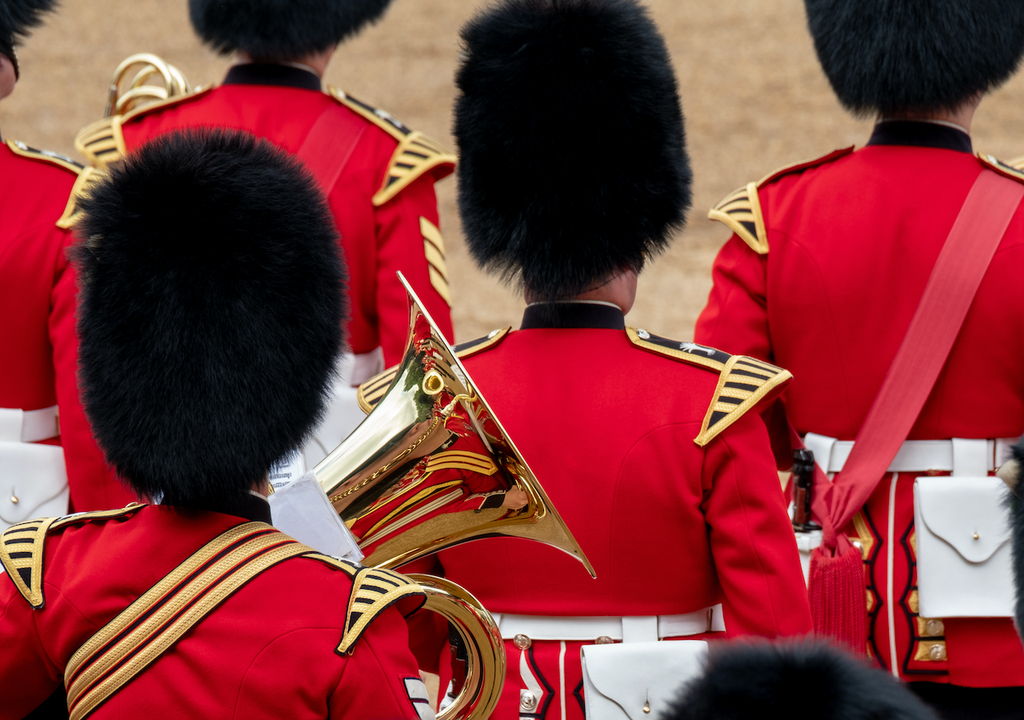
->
[455, 0, 691, 300]
[189, 0, 394, 58]
[665, 641, 938, 720]
[804, 0, 1024, 116]
[1009, 441, 1024, 639]
[73, 129, 346, 507]
[0, 0, 58, 76]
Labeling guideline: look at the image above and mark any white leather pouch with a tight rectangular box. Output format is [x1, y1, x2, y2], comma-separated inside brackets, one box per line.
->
[0, 441, 69, 531]
[581, 641, 707, 720]
[913, 476, 1013, 618]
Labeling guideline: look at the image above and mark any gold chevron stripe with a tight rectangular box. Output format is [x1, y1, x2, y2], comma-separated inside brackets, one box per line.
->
[707, 181, 768, 254]
[0, 517, 59, 609]
[338, 567, 424, 653]
[74, 117, 127, 170]
[694, 355, 792, 447]
[373, 131, 457, 207]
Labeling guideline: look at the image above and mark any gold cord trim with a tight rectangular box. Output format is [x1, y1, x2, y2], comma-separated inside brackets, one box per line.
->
[66, 523, 310, 720]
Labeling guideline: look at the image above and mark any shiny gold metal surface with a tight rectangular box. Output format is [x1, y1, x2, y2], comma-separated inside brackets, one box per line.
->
[314, 274, 595, 577]
[313, 274, 594, 720]
[104, 53, 191, 118]
[407, 574, 504, 720]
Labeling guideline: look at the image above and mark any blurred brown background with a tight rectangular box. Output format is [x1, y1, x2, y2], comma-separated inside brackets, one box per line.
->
[5, 0, 1024, 343]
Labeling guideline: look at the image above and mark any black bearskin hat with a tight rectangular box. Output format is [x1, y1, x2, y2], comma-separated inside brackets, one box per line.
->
[0, 0, 58, 78]
[804, 0, 1024, 116]
[189, 0, 394, 59]
[455, 0, 691, 300]
[73, 129, 346, 507]
[666, 641, 937, 720]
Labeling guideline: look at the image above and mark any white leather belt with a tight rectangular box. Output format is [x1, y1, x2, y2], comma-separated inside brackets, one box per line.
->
[804, 433, 1020, 476]
[0, 406, 60, 443]
[490, 605, 725, 644]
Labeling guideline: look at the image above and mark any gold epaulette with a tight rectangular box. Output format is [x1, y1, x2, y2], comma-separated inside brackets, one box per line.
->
[978, 152, 1024, 184]
[4, 139, 95, 230]
[625, 328, 792, 447]
[327, 88, 457, 207]
[335, 564, 425, 653]
[74, 88, 213, 170]
[356, 327, 511, 414]
[707, 146, 854, 255]
[1005, 155, 1024, 172]
[0, 505, 143, 609]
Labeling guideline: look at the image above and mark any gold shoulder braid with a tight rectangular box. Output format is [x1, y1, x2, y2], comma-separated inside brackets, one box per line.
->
[4, 139, 95, 230]
[356, 327, 512, 413]
[978, 152, 1024, 185]
[708, 146, 855, 255]
[327, 88, 457, 207]
[0, 505, 142, 609]
[625, 327, 792, 446]
[60, 521, 424, 720]
[74, 87, 213, 171]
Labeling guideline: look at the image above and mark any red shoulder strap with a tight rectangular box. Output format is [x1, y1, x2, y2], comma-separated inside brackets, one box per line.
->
[296, 102, 368, 194]
[812, 168, 1024, 536]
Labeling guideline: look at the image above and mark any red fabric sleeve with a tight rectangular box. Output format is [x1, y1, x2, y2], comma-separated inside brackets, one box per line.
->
[700, 412, 812, 638]
[49, 234, 137, 511]
[694, 234, 773, 363]
[374, 174, 455, 366]
[0, 581, 62, 720]
[330, 606, 425, 720]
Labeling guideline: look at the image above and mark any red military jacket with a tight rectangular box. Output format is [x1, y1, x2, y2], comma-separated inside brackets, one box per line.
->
[0, 140, 135, 515]
[398, 302, 811, 720]
[695, 121, 1024, 686]
[0, 501, 431, 720]
[76, 63, 455, 370]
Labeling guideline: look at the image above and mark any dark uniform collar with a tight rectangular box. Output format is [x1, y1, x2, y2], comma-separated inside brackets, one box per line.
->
[166, 491, 273, 524]
[520, 302, 626, 330]
[223, 63, 322, 92]
[867, 120, 973, 154]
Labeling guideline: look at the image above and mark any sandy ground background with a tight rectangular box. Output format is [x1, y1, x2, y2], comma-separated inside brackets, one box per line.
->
[4, 0, 1024, 343]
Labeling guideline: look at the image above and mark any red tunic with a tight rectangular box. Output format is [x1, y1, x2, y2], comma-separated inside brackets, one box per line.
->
[87, 63, 455, 369]
[0, 140, 135, 515]
[694, 121, 1024, 687]
[407, 303, 811, 719]
[0, 503, 428, 720]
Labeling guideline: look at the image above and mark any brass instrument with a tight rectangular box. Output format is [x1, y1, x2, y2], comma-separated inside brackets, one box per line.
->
[314, 274, 594, 720]
[104, 53, 191, 118]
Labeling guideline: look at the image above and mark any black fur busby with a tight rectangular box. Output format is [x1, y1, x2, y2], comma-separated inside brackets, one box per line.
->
[189, 0, 394, 59]
[804, 0, 1024, 116]
[73, 129, 346, 507]
[1003, 441, 1024, 639]
[0, 0, 58, 78]
[665, 641, 937, 720]
[455, 0, 691, 300]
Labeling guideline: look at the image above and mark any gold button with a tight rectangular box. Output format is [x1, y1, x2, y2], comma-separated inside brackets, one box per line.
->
[520, 691, 538, 712]
[595, 635, 615, 645]
[929, 644, 947, 662]
[925, 619, 945, 636]
[973, 533, 980, 540]
[513, 634, 532, 650]
[10, 495, 18, 505]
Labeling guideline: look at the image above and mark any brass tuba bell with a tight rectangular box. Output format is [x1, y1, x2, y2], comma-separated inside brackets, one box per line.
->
[104, 53, 191, 118]
[314, 274, 594, 720]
